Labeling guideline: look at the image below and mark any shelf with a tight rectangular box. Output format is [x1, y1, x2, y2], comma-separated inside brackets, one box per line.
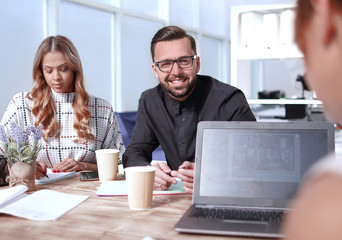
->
[237, 52, 303, 61]
[230, 3, 302, 93]
[247, 99, 322, 105]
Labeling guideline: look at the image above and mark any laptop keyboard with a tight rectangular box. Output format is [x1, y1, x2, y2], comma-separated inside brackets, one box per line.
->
[191, 207, 284, 222]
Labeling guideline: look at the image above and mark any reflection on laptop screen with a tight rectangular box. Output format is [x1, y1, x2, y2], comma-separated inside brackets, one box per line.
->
[199, 127, 332, 201]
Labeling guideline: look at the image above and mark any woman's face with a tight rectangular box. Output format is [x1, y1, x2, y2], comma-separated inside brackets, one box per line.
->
[42, 51, 75, 93]
[302, 5, 342, 122]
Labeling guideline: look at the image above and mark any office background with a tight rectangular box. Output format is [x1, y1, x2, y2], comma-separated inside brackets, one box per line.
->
[0, 0, 295, 117]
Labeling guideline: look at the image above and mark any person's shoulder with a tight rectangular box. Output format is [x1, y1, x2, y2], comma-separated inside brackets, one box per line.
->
[10, 92, 31, 103]
[140, 85, 162, 100]
[12, 91, 28, 98]
[304, 153, 342, 180]
[89, 95, 113, 109]
[198, 75, 240, 94]
[282, 156, 342, 239]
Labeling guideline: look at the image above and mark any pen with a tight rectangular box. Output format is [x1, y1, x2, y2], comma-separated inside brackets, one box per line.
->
[36, 162, 49, 179]
[43, 169, 49, 179]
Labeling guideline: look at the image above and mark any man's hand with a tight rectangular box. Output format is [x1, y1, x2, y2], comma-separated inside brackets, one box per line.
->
[171, 161, 194, 194]
[152, 162, 177, 190]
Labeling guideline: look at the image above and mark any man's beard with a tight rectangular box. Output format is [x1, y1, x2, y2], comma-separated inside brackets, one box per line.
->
[161, 75, 197, 100]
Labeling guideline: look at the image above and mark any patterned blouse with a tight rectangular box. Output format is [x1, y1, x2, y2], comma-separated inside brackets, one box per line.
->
[0, 91, 125, 167]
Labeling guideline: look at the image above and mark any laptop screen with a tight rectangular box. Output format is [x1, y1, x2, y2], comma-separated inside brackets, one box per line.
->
[194, 121, 335, 208]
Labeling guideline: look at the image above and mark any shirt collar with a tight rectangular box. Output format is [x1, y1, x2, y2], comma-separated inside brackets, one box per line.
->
[51, 89, 75, 103]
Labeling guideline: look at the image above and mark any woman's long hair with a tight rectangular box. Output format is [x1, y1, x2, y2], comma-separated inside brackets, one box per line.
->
[30, 35, 94, 144]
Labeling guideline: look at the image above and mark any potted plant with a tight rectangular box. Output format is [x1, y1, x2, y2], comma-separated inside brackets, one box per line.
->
[0, 122, 43, 191]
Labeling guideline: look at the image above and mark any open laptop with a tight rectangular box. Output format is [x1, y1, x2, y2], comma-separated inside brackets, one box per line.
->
[174, 121, 335, 238]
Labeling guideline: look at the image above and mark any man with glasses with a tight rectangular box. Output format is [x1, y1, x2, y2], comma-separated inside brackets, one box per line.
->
[123, 25, 255, 193]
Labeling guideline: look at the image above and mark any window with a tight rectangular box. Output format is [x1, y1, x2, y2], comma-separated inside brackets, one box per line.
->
[121, 16, 162, 111]
[0, 0, 228, 115]
[121, 0, 159, 17]
[169, 0, 198, 28]
[60, 0, 113, 105]
[0, 0, 45, 116]
[200, 0, 226, 36]
[200, 36, 222, 80]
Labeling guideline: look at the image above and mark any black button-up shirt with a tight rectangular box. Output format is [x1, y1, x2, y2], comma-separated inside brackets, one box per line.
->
[123, 75, 256, 170]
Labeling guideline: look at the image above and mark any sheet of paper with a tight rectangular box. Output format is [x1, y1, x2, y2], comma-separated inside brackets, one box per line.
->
[35, 169, 77, 185]
[0, 185, 27, 206]
[0, 189, 88, 221]
[96, 178, 186, 196]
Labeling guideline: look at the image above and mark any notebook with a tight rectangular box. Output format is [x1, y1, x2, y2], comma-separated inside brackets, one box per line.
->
[174, 121, 335, 238]
[35, 169, 77, 185]
[96, 178, 186, 196]
[0, 185, 88, 221]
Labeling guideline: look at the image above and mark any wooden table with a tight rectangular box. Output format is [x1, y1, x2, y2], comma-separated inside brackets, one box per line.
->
[0, 174, 269, 240]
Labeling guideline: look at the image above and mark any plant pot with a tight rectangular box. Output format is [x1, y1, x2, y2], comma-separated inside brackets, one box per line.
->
[7, 160, 38, 191]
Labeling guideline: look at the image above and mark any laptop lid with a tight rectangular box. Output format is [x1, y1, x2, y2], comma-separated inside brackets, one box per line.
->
[193, 121, 335, 209]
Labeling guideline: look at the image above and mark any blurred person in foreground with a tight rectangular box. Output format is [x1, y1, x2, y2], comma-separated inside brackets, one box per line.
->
[282, 0, 342, 239]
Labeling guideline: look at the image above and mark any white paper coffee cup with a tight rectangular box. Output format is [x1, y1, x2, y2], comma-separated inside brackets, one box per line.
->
[95, 149, 119, 182]
[125, 166, 156, 210]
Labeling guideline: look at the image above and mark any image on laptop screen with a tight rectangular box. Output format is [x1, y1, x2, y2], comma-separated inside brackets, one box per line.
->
[196, 122, 334, 207]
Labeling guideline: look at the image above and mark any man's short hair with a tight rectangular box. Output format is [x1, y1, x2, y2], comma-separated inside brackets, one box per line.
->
[150, 25, 197, 61]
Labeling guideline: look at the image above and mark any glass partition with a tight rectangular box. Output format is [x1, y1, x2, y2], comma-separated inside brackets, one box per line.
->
[0, 0, 44, 116]
[121, 15, 163, 111]
[60, 0, 113, 105]
[200, 36, 222, 80]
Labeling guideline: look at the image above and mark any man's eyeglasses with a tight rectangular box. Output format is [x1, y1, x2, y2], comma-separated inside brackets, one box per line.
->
[154, 55, 197, 73]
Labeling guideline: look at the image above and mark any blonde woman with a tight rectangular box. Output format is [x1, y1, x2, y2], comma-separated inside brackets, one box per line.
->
[0, 35, 124, 178]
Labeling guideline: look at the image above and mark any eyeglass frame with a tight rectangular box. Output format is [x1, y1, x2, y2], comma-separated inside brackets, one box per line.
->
[153, 55, 198, 73]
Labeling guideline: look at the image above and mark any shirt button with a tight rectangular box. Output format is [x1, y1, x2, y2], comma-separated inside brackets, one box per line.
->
[182, 118, 186, 122]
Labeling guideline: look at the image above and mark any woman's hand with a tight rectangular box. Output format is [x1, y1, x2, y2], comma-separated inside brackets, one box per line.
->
[53, 157, 98, 172]
[53, 157, 83, 172]
[35, 161, 48, 179]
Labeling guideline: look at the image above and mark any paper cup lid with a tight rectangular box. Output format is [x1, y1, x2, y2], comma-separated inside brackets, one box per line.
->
[95, 149, 120, 154]
[124, 166, 156, 173]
